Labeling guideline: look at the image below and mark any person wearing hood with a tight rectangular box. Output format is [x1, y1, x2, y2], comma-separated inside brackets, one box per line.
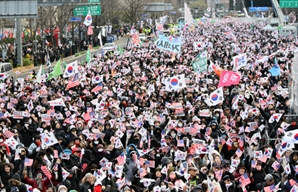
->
[67, 125, 78, 144]
[54, 135, 67, 155]
[209, 121, 220, 139]
[287, 150, 298, 180]
[125, 151, 139, 181]
[8, 173, 27, 192]
[28, 135, 42, 155]
[281, 149, 293, 173]
[57, 185, 68, 192]
[19, 119, 36, 148]
[80, 173, 103, 192]
[93, 144, 108, 165]
[127, 132, 142, 148]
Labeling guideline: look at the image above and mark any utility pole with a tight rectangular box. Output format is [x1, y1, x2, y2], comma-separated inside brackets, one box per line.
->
[16, 18, 23, 66]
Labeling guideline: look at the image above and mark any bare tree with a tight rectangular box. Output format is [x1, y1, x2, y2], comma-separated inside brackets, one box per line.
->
[53, 4, 77, 44]
[188, 0, 207, 11]
[121, 0, 150, 26]
[99, 0, 122, 25]
[36, 6, 56, 31]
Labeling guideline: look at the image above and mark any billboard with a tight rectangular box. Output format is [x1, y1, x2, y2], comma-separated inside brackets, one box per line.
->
[0, 0, 38, 18]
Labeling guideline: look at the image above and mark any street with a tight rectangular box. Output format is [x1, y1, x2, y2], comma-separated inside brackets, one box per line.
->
[16, 35, 129, 79]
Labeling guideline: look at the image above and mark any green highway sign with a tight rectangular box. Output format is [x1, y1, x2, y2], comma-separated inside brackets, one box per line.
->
[88, 0, 100, 2]
[73, 5, 101, 16]
[280, 0, 298, 8]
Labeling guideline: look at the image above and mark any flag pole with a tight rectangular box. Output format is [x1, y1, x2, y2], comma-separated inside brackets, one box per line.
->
[49, 179, 56, 192]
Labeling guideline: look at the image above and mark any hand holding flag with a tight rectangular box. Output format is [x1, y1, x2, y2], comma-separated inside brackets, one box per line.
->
[24, 158, 33, 167]
[84, 12, 92, 26]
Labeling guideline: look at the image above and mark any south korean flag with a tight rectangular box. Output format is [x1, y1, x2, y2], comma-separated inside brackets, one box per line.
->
[165, 74, 187, 92]
[205, 87, 224, 106]
[63, 61, 79, 78]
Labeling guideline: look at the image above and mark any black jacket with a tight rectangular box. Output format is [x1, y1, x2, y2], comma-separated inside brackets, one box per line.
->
[250, 169, 266, 191]
[7, 173, 27, 192]
[0, 170, 13, 191]
[220, 181, 236, 192]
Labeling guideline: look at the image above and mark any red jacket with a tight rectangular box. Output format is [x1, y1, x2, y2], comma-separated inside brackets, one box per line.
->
[24, 176, 61, 192]
[94, 185, 102, 192]
[0, 143, 10, 155]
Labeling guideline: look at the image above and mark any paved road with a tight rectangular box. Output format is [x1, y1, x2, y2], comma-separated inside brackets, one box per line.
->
[16, 36, 129, 79]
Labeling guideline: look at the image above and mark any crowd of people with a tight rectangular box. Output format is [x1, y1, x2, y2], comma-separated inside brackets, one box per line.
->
[0, 17, 297, 192]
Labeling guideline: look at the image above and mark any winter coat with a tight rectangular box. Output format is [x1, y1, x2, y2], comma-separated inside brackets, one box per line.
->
[250, 169, 266, 191]
[219, 180, 236, 192]
[23, 165, 62, 192]
[0, 169, 13, 191]
[7, 173, 27, 192]
[80, 176, 102, 192]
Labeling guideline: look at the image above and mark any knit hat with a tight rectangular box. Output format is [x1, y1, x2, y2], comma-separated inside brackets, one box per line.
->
[58, 185, 67, 192]
[9, 173, 21, 185]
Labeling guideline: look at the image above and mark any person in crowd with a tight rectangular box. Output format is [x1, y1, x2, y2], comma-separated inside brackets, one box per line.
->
[0, 17, 296, 192]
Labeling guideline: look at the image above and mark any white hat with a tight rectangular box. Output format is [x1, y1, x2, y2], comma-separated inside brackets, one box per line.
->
[33, 189, 41, 192]
[58, 185, 67, 192]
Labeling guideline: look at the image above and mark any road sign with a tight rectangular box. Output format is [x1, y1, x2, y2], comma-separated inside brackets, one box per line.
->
[69, 17, 82, 22]
[248, 7, 269, 12]
[280, 0, 298, 8]
[73, 5, 101, 16]
[88, 0, 100, 2]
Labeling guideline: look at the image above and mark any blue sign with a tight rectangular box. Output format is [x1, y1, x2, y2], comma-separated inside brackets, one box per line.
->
[69, 17, 82, 22]
[248, 7, 269, 12]
[155, 35, 182, 53]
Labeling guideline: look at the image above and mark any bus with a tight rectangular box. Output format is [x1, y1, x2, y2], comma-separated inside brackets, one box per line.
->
[215, 3, 225, 13]
[177, 17, 185, 29]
